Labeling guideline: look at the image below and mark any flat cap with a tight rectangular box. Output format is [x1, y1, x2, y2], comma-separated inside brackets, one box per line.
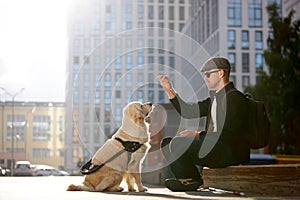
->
[200, 57, 231, 72]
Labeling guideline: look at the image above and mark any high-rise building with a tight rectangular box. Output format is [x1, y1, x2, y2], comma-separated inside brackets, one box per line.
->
[183, 0, 282, 92]
[65, 0, 191, 173]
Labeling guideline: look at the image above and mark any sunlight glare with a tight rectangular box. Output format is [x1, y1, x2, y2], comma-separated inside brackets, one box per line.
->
[0, 0, 68, 101]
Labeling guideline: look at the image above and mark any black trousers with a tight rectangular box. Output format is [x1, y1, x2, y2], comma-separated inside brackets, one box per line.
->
[161, 135, 232, 181]
[161, 137, 202, 181]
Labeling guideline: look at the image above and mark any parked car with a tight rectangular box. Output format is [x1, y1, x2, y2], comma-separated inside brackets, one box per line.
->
[14, 161, 33, 176]
[33, 164, 69, 176]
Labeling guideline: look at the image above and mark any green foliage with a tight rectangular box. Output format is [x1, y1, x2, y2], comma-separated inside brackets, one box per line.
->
[245, 3, 300, 154]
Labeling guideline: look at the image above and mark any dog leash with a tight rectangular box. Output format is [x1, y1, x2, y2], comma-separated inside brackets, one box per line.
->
[80, 138, 143, 175]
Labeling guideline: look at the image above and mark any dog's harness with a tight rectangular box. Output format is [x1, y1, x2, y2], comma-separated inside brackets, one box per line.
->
[80, 138, 143, 175]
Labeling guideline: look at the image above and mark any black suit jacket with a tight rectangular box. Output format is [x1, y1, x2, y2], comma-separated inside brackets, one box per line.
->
[170, 82, 250, 167]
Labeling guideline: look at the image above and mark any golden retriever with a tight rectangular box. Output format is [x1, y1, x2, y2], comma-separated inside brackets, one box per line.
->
[67, 101, 153, 192]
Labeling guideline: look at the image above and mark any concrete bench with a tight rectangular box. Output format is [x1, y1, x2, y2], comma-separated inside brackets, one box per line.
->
[202, 164, 300, 196]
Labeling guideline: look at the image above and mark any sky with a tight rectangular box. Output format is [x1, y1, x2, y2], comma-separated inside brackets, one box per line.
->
[0, 0, 68, 102]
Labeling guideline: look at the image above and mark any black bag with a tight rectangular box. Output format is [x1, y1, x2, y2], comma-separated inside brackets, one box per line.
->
[244, 93, 270, 149]
[227, 89, 270, 149]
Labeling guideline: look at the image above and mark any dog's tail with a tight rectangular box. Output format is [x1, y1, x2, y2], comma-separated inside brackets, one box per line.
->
[67, 184, 93, 191]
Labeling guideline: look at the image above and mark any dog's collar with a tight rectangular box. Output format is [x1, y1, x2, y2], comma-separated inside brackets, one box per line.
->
[115, 137, 143, 153]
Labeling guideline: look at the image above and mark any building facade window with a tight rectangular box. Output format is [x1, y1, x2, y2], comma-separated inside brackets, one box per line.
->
[159, 5, 164, 20]
[255, 31, 263, 50]
[115, 58, 121, 70]
[206, 0, 211, 36]
[72, 126, 78, 143]
[115, 90, 121, 104]
[115, 73, 121, 87]
[228, 52, 236, 72]
[158, 91, 165, 103]
[126, 54, 132, 69]
[6, 115, 25, 141]
[83, 56, 89, 70]
[158, 56, 164, 71]
[255, 53, 263, 71]
[228, 0, 241, 27]
[137, 55, 144, 68]
[83, 107, 89, 122]
[148, 56, 154, 70]
[148, 5, 154, 19]
[228, 30, 236, 49]
[212, 0, 218, 32]
[104, 125, 111, 138]
[159, 39, 164, 54]
[169, 73, 175, 84]
[84, 74, 89, 87]
[94, 74, 100, 88]
[137, 39, 144, 53]
[104, 73, 111, 87]
[179, 6, 185, 20]
[248, 0, 262, 27]
[83, 125, 89, 143]
[33, 148, 51, 158]
[169, 6, 174, 20]
[137, 90, 144, 102]
[138, 5, 144, 19]
[104, 107, 111, 122]
[126, 73, 132, 87]
[32, 133, 50, 141]
[158, 22, 164, 36]
[94, 126, 100, 143]
[169, 23, 174, 36]
[73, 90, 79, 104]
[229, 75, 236, 86]
[115, 107, 122, 123]
[104, 90, 111, 104]
[242, 53, 250, 72]
[73, 74, 79, 88]
[241, 30, 249, 49]
[84, 90, 89, 104]
[33, 115, 51, 131]
[169, 56, 175, 69]
[94, 91, 100, 104]
[138, 73, 144, 87]
[148, 90, 154, 103]
[73, 56, 80, 70]
[94, 55, 100, 69]
[94, 107, 100, 122]
[148, 73, 154, 88]
[242, 75, 250, 88]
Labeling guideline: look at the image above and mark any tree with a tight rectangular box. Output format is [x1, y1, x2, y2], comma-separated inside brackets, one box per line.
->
[245, 3, 300, 154]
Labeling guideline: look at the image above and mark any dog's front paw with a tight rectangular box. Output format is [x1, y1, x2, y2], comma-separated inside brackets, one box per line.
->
[138, 186, 148, 192]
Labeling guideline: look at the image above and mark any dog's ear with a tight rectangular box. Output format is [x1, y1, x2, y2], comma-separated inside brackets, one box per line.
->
[127, 104, 144, 125]
[132, 109, 144, 125]
[135, 116, 145, 125]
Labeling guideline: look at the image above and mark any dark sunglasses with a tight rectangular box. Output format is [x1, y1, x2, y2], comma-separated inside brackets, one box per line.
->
[203, 69, 220, 78]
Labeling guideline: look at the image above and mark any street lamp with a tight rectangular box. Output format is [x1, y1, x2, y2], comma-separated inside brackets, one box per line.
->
[0, 87, 25, 176]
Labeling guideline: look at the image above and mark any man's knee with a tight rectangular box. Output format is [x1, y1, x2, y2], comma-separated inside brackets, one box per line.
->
[169, 137, 194, 155]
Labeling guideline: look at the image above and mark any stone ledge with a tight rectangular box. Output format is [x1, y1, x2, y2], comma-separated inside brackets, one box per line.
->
[202, 164, 300, 196]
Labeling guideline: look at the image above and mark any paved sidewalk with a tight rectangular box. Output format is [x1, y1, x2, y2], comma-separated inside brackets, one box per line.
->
[0, 176, 297, 200]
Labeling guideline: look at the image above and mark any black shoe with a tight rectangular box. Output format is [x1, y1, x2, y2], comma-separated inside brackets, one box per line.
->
[164, 178, 203, 192]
